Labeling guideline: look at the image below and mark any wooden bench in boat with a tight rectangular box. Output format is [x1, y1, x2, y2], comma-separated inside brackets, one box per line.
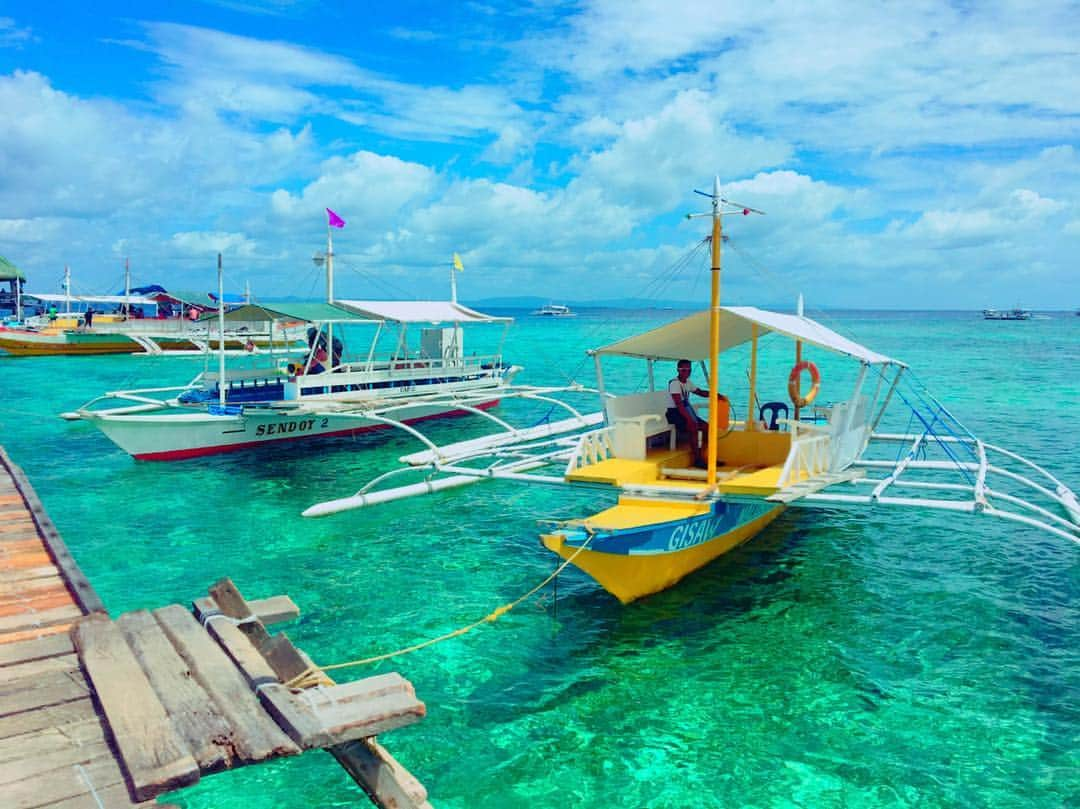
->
[605, 391, 677, 460]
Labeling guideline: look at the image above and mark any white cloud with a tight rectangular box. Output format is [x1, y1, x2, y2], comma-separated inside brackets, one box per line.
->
[0, 6, 1077, 307]
[270, 151, 437, 234]
[0, 17, 33, 48]
[169, 231, 257, 256]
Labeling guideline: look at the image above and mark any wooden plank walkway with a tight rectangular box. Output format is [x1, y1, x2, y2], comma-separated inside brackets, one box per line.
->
[0, 446, 170, 808]
[0, 447, 431, 808]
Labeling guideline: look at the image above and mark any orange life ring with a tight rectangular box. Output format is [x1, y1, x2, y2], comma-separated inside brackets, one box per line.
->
[788, 361, 821, 407]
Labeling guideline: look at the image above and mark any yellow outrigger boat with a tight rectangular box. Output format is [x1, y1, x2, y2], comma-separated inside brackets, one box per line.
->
[303, 179, 1080, 603]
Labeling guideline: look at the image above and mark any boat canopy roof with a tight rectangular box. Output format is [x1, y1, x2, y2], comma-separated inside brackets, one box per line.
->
[335, 300, 511, 324]
[27, 292, 160, 306]
[0, 256, 24, 281]
[220, 302, 376, 323]
[592, 306, 904, 366]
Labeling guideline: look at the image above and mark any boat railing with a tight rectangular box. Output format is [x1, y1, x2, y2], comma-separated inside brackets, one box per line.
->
[566, 428, 615, 474]
[776, 433, 832, 488]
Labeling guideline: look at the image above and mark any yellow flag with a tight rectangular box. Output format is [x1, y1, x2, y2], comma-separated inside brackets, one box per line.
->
[452, 252, 464, 272]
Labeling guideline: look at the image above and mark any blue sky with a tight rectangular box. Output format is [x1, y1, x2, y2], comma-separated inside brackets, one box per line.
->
[1, 1, 1078, 308]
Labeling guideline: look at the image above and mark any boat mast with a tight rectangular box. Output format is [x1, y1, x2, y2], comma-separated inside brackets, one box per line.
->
[64, 265, 71, 314]
[706, 177, 722, 487]
[687, 176, 764, 488]
[217, 253, 226, 407]
[14, 268, 21, 322]
[326, 218, 335, 369]
[124, 257, 131, 319]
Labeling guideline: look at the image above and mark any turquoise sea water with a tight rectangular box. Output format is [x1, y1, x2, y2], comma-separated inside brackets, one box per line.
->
[2, 309, 1078, 808]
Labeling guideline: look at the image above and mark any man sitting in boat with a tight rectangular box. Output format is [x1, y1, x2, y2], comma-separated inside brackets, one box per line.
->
[666, 359, 728, 468]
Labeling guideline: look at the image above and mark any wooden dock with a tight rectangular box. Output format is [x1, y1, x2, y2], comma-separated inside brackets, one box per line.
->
[0, 447, 432, 808]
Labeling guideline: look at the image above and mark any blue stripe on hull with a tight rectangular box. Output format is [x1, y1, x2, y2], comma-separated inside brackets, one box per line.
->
[562, 500, 776, 555]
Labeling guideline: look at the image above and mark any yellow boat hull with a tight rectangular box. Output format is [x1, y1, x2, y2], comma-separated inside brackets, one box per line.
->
[541, 499, 785, 603]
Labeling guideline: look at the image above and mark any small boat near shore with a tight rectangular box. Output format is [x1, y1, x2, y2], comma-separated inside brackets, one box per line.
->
[531, 303, 575, 317]
[982, 308, 1032, 320]
[0, 266, 301, 356]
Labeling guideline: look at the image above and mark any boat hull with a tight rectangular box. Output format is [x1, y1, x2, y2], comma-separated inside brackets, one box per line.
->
[84, 399, 500, 460]
[541, 498, 784, 603]
[0, 328, 138, 356]
[0, 326, 299, 356]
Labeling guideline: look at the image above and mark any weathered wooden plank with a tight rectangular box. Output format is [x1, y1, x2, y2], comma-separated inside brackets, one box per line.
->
[0, 745, 128, 808]
[72, 613, 199, 802]
[0, 716, 103, 765]
[0, 529, 45, 546]
[43, 782, 175, 809]
[152, 604, 300, 764]
[331, 739, 433, 809]
[0, 603, 82, 635]
[0, 696, 95, 740]
[0, 550, 53, 569]
[0, 448, 106, 615]
[0, 652, 78, 684]
[117, 610, 232, 773]
[0, 631, 74, 667]
[0, 589, 76, 618]
[0, 519, 37, 534]
[0, 621, 76, 646]
[0, 565, 62, 585]
[0, 667, 88, 717]
[0, 574, 70, 598]
[0, 738, 113, 789]
[259, 675, 425, 748]
[0, 538, 50, 556]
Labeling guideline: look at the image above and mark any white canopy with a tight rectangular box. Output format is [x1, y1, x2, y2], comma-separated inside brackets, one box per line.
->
[593, 306, 903, 366]
[334, 300, 510, 324]
[27, 293, 159, 306]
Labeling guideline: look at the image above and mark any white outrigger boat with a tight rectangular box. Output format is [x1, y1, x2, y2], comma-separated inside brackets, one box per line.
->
[302, 179, 1080, 604]
[64, 226, 538, 460]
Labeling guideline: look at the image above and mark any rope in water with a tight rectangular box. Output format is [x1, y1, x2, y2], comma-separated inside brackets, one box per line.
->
[284, 533, 595, 690]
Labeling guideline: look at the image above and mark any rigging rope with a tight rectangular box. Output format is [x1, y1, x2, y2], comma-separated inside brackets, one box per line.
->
[283, 533, 596, 690]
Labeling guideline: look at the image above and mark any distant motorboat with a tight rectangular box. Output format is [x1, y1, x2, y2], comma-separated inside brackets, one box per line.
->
[531, 303, 575, 317]
[983, 308, 1032, 321]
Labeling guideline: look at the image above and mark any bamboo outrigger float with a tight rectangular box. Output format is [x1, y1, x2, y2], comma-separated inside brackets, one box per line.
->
[301, 178, 1080, 604]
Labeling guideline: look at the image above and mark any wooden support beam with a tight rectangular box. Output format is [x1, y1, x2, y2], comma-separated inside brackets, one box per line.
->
[72, 613, 200, 802]
[193, 594, 300, 628]
[331, 739, 433, 809]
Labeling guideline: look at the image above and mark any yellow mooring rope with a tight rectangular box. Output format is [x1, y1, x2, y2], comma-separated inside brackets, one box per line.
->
[284, 534, 594, 690]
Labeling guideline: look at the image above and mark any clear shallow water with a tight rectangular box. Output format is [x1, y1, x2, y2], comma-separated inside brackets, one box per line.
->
[2, 309, 1078, 808]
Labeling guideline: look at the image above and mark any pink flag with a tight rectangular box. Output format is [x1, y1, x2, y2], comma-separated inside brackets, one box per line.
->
[326, 208, 346, 228]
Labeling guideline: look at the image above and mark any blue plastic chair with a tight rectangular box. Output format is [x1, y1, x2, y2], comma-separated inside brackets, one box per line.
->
[759, 401, 789, 431]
